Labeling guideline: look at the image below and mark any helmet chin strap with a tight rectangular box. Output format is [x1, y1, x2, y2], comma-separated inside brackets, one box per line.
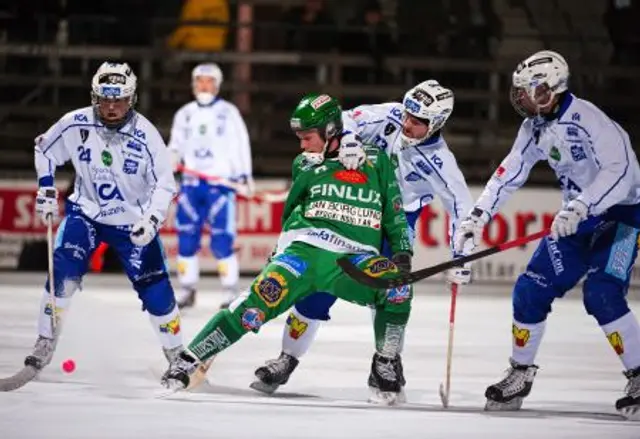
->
[302, 132, 337, 165]
[195, 92, 216, 105]
[302, 137, 330, 165]
[400, 123, 433, 148]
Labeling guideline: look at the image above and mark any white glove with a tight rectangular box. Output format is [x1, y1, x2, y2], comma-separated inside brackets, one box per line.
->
[550, 199, 588, 241]
[130, 213, 161, 247]
[453, 207, 490, 254]
[338, 133, 367, 170]
[446, 259, 472, 285]
[35, 186, 58, 222]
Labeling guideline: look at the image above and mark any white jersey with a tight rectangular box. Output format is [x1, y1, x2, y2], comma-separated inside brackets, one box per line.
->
[34, 107, 176, 226]
[475, 94, 640, 216]
[342, 102, 473, 251]
[168, 98, 252, 183]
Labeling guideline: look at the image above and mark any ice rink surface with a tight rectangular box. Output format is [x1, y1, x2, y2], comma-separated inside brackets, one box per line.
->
[1, 273, 639, 439]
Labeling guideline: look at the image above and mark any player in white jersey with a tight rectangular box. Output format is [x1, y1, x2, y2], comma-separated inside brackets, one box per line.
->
[168, 63, 253, 310]
[26, 62, 183, 375]
[454, 50, 640, 419]
[251, 80, 475, 394]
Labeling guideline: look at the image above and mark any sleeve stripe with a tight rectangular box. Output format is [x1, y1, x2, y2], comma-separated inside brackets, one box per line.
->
[490, 137, 534, 211]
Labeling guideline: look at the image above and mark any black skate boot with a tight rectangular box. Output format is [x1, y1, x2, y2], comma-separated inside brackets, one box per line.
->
[177, 288, 196, 310]
[250, 352, 299, 394]
[368, 353, 406, 405]
[485, 358, 538, 410]
[615, 366, 640, 420]
[161, 351, 199, 391]
[162, 345, 184, 364]
[24, 335, 57, 370]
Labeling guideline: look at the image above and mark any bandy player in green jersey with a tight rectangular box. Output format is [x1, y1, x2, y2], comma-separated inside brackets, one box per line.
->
[161, 93, 414, 404]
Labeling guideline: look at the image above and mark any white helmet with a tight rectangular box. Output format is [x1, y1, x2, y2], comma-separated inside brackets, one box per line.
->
[192, 63, 224, 105]
[91, 62, 137, 127]
[400, 80, 454, 148]
[511, 50, 569, 118]
[91, 61, 137, 104]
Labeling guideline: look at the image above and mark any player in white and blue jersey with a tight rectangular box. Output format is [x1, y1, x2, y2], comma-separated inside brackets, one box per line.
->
[454, 50, 640, 419]
[26, 62, 183, 376]
[168, 63, 253, 310]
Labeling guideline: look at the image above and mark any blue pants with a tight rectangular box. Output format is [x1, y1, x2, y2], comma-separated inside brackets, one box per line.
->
[294, 209, 422, 321]
[48, 204, 175, 316]
[176, 180, 236, 260]
[514, 219, 639, 326]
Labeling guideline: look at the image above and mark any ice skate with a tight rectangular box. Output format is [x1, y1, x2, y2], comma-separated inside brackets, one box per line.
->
[162, 345, 184, 364]
[219, 287, 240, 310]
[368, 353, 406, 405]
[161, 351, 200, 391]
[484, 358, 538, 411]
[176, 287, 196, 310]
[24, 335, 57, 371]
[616, 366, 640, 421]
[250, 352, 299, 394]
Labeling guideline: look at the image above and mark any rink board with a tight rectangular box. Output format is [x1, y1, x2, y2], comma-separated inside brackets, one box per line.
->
[2, 179, 640, 287]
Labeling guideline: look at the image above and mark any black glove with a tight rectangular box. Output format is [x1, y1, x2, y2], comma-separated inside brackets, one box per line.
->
[391, 251, 412, 274]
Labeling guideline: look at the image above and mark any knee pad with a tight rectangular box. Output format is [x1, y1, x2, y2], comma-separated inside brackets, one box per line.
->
[177, 230, 200, 257]
[294, 292, 337, 321]
[582, 279, 630, 326]
[135, 275, 176, 316]
[48, 250, 89, 297]
[210, 233, 234, 260]
[512, 271, 556, 324]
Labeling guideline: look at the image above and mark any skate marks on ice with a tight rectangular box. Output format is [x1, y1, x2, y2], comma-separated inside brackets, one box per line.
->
[160, 380, 627, 423]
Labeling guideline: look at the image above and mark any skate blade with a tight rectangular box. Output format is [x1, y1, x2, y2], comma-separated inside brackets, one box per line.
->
[619, 405, 640, 421]
[484, 397, 524, 411]
[154, 381, 186, 399]
[249, 380, 280, 395]
[368, 387, 406, 406]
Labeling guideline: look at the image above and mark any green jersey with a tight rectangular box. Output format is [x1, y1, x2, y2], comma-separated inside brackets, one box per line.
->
[276, 147, 412, 256]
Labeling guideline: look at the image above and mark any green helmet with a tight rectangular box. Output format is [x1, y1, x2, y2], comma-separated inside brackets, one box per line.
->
[290, 93, 343, 140]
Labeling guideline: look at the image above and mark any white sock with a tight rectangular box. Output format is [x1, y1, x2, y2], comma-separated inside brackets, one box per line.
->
[218, 254, 239, 289]
[177, 255, 199, 288]
[601, 311, 640, 370]
[37, 280, 80, 338]
[37, 292, 72, 339]
[282, 307, 322, 358]
[511, 319, 546, 365]
[148, 305, 183, 350]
